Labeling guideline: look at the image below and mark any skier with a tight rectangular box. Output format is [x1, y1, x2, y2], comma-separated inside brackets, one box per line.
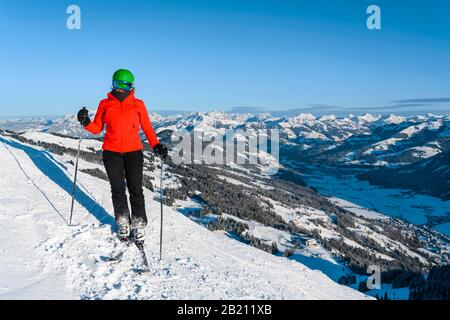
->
[77, 69, 168, 244]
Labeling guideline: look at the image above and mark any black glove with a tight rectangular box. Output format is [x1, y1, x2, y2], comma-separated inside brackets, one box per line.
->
[77, 107, 91, 127]
[154, 143, 168, 160]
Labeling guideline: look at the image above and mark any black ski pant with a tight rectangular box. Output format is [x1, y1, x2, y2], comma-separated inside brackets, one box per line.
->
[102, 149, 147, 228]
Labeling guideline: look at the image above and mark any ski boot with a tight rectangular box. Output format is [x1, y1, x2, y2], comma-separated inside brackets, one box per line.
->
[115, 212, 131, 242]
[133, 227, 150, 273]
[132, 218, 147, 248]
[133, 227, 145, 249]
[118, 223, 130, 242]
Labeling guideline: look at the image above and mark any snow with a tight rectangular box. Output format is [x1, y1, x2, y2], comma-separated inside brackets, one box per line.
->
[217, 175, 253, 189]
[364, 138, 399, 155]
[328, 197, 389, 220]
[21, 131, 103, 152]
[0, 135, 369, 300]
[384, 114, 405, 124]
[342, 238, 365, 250]
[373, 160, 390, 166]
[363, 122, 436, 155]
[148, 112, 164, 123]
[282, 127, 297, 139]
[299, 130, 330, 141]
[358, 113, 380, 123]
[260, 197, 373, 255]
[304, 170, 450, 237]
[362, 120, 443, 156]
[221, 214, 354, 284]
[0, 209, 74, 298]
[222, 214, 294, 252]
[0, 117, 51, 132]
[358, 226, 428, 264]
[289, 250, 349, 283]
[250, 179, 275, 190]
[364, 284, 410, 300]
[411, 146, 440, 159]
[400, 123, 429, 137]
[319, 115, 337, 122]
[173, 198, 202, 211]
[261, 197, 327, 226]
[288, 113, 316, 124]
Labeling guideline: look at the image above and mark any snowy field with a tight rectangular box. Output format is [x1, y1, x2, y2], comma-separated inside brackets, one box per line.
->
[21, 131, 103, 152]
[304, 170, 450, 236]
[0, 135, 369, 300]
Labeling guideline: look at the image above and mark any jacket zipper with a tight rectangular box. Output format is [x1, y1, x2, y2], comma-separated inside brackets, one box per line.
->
[120, 101, 124, 153]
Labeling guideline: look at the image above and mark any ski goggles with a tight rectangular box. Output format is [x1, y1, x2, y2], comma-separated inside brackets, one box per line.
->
[113, 80, 133, 91]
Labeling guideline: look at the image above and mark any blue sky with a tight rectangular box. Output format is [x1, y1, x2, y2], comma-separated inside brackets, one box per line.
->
[0, 0, 449, 117]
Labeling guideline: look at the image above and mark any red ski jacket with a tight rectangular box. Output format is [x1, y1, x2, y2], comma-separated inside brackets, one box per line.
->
[84, 90, 160, 152]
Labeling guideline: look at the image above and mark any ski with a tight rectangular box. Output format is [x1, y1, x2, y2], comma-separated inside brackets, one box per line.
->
[100, 240, 150, 274]
[100, 238, 131, 263]
[103, 249, 126, 263]
[133, 241, 150, 274]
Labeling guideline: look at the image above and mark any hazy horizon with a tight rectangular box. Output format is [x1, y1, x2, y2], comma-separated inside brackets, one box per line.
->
[1, 107, 449, 120]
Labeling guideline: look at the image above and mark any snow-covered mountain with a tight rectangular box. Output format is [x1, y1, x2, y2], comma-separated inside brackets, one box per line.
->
[157, 112, 448, 200]
[0, 116, 53, 132]
[359, 149, 450, 201]
[5, 110, 447, 156]
[157, 112, 448, 170]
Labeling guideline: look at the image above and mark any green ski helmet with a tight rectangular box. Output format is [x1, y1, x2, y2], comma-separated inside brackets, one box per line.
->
[112, 69, 135, 91]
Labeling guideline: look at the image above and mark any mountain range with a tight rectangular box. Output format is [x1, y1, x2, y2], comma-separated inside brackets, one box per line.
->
[2, 111, 448, 199]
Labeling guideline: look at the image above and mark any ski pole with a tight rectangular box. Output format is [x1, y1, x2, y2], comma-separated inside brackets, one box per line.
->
[159, 157, 164, 260]
[69, 108, 86, 226]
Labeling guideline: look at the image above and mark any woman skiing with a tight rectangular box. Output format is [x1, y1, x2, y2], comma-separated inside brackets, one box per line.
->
[77, 69, 168, 244]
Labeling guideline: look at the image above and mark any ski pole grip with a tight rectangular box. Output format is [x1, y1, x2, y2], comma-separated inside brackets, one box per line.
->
[79, 107, 88, 128]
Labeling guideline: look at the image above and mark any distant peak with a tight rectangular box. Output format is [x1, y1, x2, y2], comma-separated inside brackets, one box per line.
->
[384, 114, 406, 124]
[291, 113, 316, 121]
[319, 114, 337, 121]
[358, 113, 380, 123]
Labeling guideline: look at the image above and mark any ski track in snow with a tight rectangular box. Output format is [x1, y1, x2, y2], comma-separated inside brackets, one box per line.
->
[0, 136, 369, 300]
